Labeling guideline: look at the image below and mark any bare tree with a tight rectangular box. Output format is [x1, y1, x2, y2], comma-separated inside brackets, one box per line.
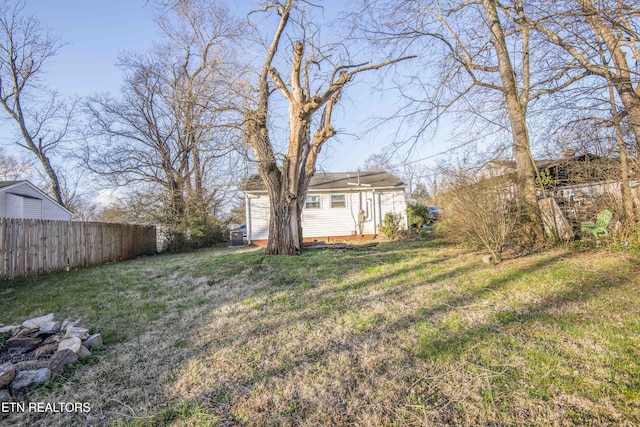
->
[243, 0, 412, 255]
[0, 149, 32, 180]
[0, 1, 73, 206]
[85, 0, 244, 237]
[511, 0, 638, 224]
[354, 0, 594, 241]
[362, 152, 398, 174]
[527, 1, 640, 148]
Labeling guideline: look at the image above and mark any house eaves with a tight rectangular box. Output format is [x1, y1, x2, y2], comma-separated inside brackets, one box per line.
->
[243, 171, 407, 193]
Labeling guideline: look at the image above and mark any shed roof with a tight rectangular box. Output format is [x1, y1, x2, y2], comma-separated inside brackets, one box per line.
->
[0, 180, 22, 189]
[243, 171, 406, 192]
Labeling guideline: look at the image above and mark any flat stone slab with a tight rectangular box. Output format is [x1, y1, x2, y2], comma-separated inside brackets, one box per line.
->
[34, 343, 58, 358]
[9, 368, 51, 394]
[61, 318, 86, 331]
[0, 325, 19, 335]
[22, 314, 59, 329]
[64, 326, 90, 340]
[39, 321, 62, 335]
[5, 337, 42, 353]
[82, 334, 103, 348]
[49, 349, 78, 374]
[77, 346, 91, 358]
[58, 337, 82, 354]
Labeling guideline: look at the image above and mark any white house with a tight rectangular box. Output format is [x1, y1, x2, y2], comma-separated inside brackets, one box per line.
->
[0, 181, 72, 220]
[243, 171, 408, 245]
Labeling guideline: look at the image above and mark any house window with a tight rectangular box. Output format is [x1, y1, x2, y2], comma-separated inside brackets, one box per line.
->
[305, 195, 320, 209]
[331, 194, 346, 208]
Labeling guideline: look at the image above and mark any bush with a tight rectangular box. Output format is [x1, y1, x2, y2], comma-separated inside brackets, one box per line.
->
[380, 212, 405, 240]
[438, 172, 522, 263]
[164, 219, 228, 253]
[407, 203, 431, 230]
[418, 228, 431, 239]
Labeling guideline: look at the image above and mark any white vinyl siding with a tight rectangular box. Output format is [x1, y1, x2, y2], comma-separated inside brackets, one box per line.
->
[22, 197, 43, 219]
[245, 188, 407, 242]
[378, 191, 408, 229]
[6, 193, 24, 218]
[303, 193, 355, 237]
[247, 195, 270, 240]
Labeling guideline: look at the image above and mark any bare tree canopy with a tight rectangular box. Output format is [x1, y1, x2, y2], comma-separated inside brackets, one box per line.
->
[524, 1, 640, 145]
[84, 0, 246, 238]
[0, 0, 73, 206]
[349, 0, 599, 239]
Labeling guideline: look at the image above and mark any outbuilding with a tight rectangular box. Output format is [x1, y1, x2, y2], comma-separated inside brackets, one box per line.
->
[0, 181, 72, 220]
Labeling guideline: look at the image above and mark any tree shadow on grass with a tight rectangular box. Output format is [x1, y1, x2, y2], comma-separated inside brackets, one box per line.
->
[2, 242, 637, 426]
[162, 247, 639, 426]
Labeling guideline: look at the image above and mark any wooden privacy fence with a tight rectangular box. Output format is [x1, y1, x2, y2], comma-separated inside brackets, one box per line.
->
[0, 219, 157, 280]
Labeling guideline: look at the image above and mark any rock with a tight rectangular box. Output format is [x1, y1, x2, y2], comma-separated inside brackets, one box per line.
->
[13, 360, 49, 371]
[482, 255, 493, 265]
[43, 334, 61, 345]
[22, 313, 59, 329]
[34, 343, 59, 358]
[0, 389, 10, 402]
[38, 321, 61, 335]
[14, 327, 38, 338]
[9, 368, 51, 394]
[1, 314, 102, 388]
[58, 337, 82, 354]
[49, 349, 78, 374]
[82, 334, 103, 348]
[64, 326, 90, 340]
[0, 325, 19, 335]
[77, 346, 91, 358]
[60, 318, 76, 331]
[61, 318, 85, 331]
[0, 362, 15, 388]
[5, 337, 42, 353]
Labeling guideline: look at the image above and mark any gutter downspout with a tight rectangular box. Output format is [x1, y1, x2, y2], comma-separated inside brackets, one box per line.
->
[372, 190, 377, 237]
[245, 195, 252, 243]
[378, 192, 383, 229]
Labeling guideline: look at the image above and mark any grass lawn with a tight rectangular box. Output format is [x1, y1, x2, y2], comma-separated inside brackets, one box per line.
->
[0, 240, 639, 426]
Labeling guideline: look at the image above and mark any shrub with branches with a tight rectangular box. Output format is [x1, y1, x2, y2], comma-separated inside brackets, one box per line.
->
[380, 212, 405, 240]
[439, 171, 522, 263]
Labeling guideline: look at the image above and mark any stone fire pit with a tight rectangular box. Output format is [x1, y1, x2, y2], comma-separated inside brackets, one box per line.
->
[0, 314, 102, 401]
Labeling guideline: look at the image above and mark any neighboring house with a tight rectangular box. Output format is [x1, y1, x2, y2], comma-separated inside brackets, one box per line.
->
[243, 171, 408, 245]
[480, 153, 640, 220]
[0, 181, 72, 220]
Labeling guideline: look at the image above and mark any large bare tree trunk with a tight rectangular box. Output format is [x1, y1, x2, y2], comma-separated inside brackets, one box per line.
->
[265, 187, 304, 255]
[578, 0, 640, 149]
[483, 0, 542, 235]
[243, 1, 412, 255]
[608, 74, 636, 224]
[34, 139, 65, 206]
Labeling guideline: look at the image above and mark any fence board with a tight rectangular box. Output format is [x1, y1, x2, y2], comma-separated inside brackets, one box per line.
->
[0, 219, 156, 280]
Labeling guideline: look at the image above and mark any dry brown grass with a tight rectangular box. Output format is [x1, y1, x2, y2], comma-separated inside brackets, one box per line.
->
[0, 241, 639, 426]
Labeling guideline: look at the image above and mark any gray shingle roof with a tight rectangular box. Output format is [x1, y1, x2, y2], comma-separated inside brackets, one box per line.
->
[243, 171, 406, 192]
[0, 181, 23, 189]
